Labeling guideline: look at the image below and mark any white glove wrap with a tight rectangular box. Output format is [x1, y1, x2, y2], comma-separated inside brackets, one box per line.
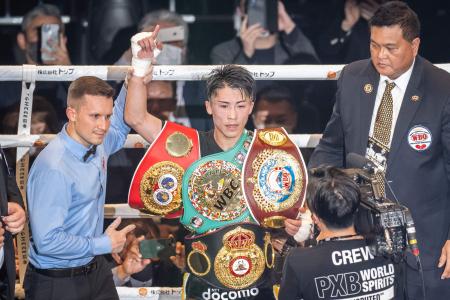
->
[293, 209, 313, 243]
[130, 32, 161, 77]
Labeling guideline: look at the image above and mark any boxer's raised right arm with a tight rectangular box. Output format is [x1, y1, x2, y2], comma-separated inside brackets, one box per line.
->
[125, 26, 163, 143]
[125, 74, 162, 143]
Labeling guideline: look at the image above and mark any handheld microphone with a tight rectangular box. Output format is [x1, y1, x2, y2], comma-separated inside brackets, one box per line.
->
[404, 210, 420, 257]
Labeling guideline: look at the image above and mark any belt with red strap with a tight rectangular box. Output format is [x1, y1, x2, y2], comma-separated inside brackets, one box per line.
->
[128, 121, 200, 218]
[242, 128, 308, 228]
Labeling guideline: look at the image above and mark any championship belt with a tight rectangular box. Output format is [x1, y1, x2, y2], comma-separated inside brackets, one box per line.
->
[128, 122, 200, 218]
[242, 128, 308, 228]
[184, 222, 274, 291]
[180, 130, 254, 233]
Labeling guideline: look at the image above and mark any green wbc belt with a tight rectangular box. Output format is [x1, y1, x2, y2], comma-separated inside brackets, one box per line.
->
[181, 130, 254, 234]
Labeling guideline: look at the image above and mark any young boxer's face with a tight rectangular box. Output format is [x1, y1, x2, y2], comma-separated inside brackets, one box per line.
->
[205, 85, 253, 147]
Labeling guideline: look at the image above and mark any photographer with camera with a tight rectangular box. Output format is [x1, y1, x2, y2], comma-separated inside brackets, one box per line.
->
[279, 166, 399, 300]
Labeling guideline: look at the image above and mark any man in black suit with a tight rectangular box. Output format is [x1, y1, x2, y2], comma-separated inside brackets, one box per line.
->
[0, 148, 26, 300]
[308, 1, 450, 298]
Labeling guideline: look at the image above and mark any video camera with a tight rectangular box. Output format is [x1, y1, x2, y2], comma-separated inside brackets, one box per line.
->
[346, 153, 419, 262]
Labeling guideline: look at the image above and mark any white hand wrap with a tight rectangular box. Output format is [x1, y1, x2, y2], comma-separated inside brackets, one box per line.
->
[293, 209, 313, 243]
[130, 32, 161, 77]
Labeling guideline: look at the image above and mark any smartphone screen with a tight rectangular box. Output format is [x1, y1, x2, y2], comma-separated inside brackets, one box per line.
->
[158, 26, 185, 43]
[41, 23, 60, 62]
[247, 0, 267, 28]
[246, 0, 278, 34]
[139, 238, 175, 259]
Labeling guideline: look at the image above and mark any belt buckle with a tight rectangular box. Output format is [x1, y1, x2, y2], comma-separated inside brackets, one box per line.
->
[79, 261, 94, 276]
[81, 265, 89, 275]
[85, 261, 95, 275]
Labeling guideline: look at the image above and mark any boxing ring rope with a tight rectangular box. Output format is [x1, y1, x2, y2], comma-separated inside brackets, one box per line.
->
[1, 64, 449, 81]
[3, 63, 450, 299]
[0, 64, 346, 81]
[0, 132, 324, 149]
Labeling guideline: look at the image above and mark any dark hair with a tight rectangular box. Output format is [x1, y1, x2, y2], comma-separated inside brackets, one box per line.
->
[22, 4, 64, 32]
[118, 218, 161, 239]
[369, 1, 420, 42]
[68, 76, 115, 106]
[255, 84, 296, 108]
[307, 167, 360, 229]
[31, 96, 60, 133]
[0, 96, 59, 134]
[206, 65, 254, 101]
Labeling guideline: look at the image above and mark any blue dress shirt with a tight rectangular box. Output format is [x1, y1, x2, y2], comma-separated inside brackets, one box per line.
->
[27, 86, 130, 269]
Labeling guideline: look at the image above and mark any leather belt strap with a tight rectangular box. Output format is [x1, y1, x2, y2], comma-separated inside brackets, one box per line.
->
[29, 259, 97, 278]
[128, 122, 200, 218]
[242, 128, 308, 228]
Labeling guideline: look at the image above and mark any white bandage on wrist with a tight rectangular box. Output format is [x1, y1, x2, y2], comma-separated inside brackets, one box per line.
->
[130, 32, 161, 77]
[293, 209, 313, 243]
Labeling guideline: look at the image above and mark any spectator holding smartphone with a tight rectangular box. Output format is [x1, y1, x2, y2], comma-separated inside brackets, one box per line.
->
[111, 219, 183, 288]
[16, 4, 71, 66]
[0, 4, 73, 125]
[316, 0, 390, 63]
[211, 0, 318, 65]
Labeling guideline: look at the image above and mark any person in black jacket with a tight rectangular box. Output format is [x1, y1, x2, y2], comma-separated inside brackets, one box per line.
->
[308, 2, 450, 298]
[279, 167, 399, 300]
[0, 148, 26, 300]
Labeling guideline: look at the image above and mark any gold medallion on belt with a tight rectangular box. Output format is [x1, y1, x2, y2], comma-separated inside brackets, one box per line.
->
[166, 131, 193, 157]
[140, 161, 184, 215]
[258, 130, 287, 146]
[249, 149, 304, 213]
[214, 227, 266, 289]
[188, 160, 246, 221]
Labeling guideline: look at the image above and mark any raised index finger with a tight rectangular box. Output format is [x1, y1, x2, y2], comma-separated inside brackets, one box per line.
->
[120, 224, 136, 235]
[152, 24, 161, 39]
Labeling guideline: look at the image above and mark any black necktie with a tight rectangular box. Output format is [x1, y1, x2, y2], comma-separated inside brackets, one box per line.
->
[83, 145, 97, 162]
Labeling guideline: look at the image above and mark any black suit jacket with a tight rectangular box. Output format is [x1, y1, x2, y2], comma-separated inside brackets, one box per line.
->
[0, 149, 24, 300]
[309, 56, 450, 269]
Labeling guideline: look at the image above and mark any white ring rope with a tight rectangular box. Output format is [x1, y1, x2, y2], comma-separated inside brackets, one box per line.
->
[0, 64, 345, 81]
[0, 64, 449, 81]
[0, 133, 322, 149]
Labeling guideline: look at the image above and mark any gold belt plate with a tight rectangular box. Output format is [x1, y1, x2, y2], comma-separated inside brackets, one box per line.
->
[188, 160, 246, 221]
[214, 226, 266, 289]
[250, 149, 305, 212]
[140, 161, 184, 215]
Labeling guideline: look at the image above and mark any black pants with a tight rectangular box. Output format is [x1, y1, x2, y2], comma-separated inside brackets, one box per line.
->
[0, 265, 10, 300]
[405, 263, 450, 300]
[24, 256, 119, 300]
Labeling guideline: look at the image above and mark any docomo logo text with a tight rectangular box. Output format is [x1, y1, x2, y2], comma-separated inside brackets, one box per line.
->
[202, 287, 259, 300]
